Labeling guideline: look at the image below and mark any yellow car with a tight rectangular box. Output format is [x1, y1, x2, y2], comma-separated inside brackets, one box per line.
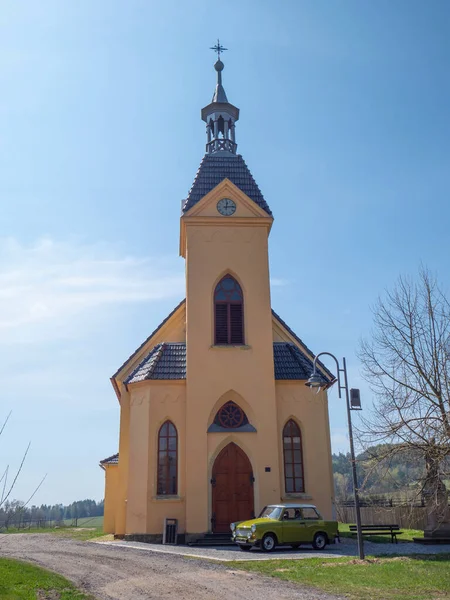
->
[231, 503, 338, 552]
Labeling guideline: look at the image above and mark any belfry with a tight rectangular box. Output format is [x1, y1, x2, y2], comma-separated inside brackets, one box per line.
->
[100, 46, 335, 542]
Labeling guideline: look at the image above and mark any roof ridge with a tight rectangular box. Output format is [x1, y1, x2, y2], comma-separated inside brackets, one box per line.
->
[146, 343, 165, 379]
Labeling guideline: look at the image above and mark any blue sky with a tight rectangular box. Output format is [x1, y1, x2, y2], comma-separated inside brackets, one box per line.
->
[1, 0, 449, 505]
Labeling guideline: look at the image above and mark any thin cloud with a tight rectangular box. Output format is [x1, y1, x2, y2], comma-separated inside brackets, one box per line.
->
[0, 237, 184, 343]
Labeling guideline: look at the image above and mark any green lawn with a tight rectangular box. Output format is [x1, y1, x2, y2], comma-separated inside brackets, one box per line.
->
[339, 523, 424, 543]
[0, 557, 95, 599]
[62, 516, 104, 528]
[229, 554, 450, 600]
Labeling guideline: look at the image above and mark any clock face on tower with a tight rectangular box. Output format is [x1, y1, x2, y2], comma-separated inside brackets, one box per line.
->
[217, 198, 236, 216]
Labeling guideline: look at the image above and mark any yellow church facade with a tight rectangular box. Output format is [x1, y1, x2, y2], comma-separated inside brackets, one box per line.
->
[100, 54, 335, 543]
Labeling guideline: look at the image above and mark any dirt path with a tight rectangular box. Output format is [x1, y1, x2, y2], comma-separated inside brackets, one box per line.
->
[0, 534, 342, 600]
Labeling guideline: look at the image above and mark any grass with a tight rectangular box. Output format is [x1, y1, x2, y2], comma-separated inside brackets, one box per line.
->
[0, 557, 95, 599]
[339, 523, 424, 543]
[62, 516, 104, 528]
[229, 553, 450, 600]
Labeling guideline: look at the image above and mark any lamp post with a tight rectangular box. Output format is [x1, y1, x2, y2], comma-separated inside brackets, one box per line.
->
[306, 352, 365, 560]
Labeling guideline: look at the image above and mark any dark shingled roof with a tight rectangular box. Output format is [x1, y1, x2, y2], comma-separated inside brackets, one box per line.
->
[125, 343, 186, 384]
[112, 299, 185, 379]
[100, 453, 118, 465]
[273, 342, 327, 382]
[272, 309, 335, 382]
[125, 342, 328, 384]
[182, 154, 272, 216]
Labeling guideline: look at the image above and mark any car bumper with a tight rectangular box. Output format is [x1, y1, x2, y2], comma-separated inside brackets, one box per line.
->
[233, 536, 259, 547]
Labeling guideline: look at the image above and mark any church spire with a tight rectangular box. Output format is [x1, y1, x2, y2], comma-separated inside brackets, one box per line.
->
[201, 40, 240, 155]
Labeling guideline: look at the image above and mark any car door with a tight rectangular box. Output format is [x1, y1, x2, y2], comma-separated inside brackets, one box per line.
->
[282, 508, 308, 543]
[300, 507, 321, 541]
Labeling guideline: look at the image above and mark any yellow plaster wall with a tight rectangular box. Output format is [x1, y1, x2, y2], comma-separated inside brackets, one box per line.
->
[124, 382, 186, 535]
[103, 465, 118, 534]
[275, 382, 335, 519]
[115, 386, 130, 535]
[184, 203, 280, 534]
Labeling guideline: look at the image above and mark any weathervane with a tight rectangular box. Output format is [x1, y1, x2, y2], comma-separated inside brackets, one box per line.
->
[210, 39, 228, 60]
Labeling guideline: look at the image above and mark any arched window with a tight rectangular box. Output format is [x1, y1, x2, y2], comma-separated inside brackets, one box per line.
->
[283, 420, 304, 493]
[157, 421, 178, 496]
[214, 276, 244, 345]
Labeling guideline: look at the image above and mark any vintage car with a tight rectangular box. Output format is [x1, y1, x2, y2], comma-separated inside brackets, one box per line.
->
[231, 503, 338, 552]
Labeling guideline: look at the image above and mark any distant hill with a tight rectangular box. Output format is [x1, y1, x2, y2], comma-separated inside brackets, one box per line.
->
[332, 444, 428, 500]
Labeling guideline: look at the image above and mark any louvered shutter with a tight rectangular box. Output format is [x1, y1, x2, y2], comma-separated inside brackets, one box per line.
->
[215, 304, 228, 344]
[229, 304, 244, 344]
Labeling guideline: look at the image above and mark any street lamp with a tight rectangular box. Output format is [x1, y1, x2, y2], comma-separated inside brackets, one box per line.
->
[306, 352, 365, 560]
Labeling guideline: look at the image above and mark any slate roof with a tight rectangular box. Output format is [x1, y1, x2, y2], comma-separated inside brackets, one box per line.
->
[273, 342, 327, 382]
[125, 343, 186, 384]
[112, 299, 185, 379]
[100, 453, 118, 466]
[125, 342, 328, 384]
[182, 154, 272, 216]
[272, 309, 335, 382]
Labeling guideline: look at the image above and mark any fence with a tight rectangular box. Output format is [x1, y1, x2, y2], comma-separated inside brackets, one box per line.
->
[0, 516, 100, 531]
[336, 503, 438, 529]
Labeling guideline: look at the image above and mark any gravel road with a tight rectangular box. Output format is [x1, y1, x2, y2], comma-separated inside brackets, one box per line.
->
[0, 534, 342, 600]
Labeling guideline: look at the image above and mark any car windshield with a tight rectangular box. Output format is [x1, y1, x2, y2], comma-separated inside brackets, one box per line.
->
[258, 506, 283, 520]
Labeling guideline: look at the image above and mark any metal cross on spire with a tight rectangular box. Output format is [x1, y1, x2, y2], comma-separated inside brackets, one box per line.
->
[210, 39, 228, 60]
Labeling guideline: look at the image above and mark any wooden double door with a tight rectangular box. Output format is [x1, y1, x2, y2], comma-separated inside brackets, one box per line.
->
[211, 442, 254, 533]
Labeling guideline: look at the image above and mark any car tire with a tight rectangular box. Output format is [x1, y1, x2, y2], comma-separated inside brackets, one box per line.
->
[239, 545, 252, 552]
[312, 532, 328, 550]
[261, 533, 277, 552]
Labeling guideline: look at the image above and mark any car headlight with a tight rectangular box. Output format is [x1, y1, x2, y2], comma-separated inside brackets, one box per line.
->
[251, 524, 256, 533]
[230, 523, 236, 532]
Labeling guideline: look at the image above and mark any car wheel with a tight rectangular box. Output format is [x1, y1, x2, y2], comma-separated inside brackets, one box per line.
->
[261, 533, 277, 552]
[312, 532, 328, 550]
[239, 545, 252, 552]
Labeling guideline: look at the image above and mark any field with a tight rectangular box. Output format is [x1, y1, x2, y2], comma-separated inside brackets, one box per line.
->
[0, 557, 94, 599]
[63, 515, 104, 528]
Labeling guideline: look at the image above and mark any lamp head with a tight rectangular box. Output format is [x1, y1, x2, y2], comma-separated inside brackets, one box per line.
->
[305, 372, 323, 394]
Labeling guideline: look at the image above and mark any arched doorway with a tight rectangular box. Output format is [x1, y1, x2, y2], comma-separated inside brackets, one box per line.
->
[211, 442, 254, 533]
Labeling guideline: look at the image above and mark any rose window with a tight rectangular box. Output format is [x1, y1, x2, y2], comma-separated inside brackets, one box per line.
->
[214, 401, 248, 429]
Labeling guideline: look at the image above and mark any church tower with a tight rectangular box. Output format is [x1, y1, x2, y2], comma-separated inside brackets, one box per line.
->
[102, 46, 335, 542]
[180, 52, 278, 535]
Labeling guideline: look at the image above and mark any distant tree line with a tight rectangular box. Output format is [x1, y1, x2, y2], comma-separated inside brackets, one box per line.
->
[333, 444, 450, 504]
[0, 498, 104, 529]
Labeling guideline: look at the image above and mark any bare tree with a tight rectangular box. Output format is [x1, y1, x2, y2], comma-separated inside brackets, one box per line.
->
[358, 268, 450, 514]
[0, 411, 46, 529]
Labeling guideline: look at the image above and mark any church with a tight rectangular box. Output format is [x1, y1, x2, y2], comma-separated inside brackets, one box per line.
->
[100, 49, 336, 543]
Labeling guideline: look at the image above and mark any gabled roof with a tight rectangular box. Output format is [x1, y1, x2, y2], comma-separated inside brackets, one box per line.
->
[125, 343, 186, 384]
[182, 154, 272, 216]
[112, 299, 185, 379]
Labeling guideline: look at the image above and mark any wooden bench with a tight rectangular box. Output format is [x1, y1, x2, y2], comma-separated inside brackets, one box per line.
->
[349, 524, 403, 544]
